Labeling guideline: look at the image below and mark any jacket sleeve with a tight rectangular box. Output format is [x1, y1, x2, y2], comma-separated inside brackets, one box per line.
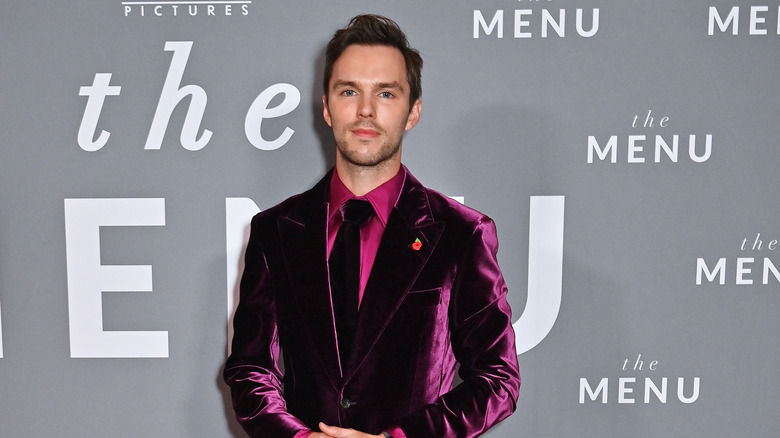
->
[223, 215, 309, 438]
[397, 216, 521, 437]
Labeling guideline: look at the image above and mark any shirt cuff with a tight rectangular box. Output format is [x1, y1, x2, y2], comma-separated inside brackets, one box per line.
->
[293, 430, 312, 438]
[385, 426, 406, 438]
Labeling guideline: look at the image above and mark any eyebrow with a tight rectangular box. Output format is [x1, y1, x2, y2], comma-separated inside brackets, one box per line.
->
[332, 80, 405, 92]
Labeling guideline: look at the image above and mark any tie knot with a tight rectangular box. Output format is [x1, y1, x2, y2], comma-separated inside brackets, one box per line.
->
[340, 199, 374, 225]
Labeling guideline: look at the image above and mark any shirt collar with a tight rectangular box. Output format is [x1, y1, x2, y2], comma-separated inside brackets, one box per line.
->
[328, 165, 406, 226]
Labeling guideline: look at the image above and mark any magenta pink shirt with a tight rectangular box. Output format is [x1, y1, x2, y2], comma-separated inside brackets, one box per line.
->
[294, 167, 407, 438]
[326, 166, 405, 304]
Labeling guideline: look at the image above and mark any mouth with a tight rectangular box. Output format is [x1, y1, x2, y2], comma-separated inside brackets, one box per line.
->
[352, 128, 380, 139]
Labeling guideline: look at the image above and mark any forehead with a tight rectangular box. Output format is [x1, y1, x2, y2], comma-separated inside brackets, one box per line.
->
[329, 44, 408, 89]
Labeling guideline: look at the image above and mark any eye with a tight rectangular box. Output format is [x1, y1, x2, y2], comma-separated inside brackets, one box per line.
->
[380, 91, 393, 99]
[343, 90, 356, 97]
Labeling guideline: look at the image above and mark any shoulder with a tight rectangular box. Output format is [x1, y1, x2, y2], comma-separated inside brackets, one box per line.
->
[250, 172, 330, 227]
[424, 188, 499, 252]
[399, 171, 499, 250]
[423, 187, 489, 225]
[409, 178, 496, 238]
[402, 169, 490, 225]
[251, 190, 309, 223]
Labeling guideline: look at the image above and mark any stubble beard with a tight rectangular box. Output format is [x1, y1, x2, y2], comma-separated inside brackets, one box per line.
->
[335, 122, 403, 169]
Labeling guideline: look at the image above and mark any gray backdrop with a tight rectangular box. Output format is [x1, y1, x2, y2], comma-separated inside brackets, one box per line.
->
[2, 0, 779, 436]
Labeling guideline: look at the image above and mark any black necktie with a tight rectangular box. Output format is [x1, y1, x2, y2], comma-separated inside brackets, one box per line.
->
[329, 199, 374, 367]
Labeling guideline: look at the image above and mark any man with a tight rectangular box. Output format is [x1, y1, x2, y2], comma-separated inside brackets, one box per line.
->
[225, 14, 520, 438]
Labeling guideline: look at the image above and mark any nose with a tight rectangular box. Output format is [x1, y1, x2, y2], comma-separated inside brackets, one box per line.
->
[357, 95, 375, 119]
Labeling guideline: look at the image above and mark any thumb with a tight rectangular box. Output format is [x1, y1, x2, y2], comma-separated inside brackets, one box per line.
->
[318, 422, 343, 436]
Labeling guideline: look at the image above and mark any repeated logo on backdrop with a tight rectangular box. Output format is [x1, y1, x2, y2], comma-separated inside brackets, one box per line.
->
[473, 0, 600, 39]
[708, 5, 780, 36]
[697, 234, 780, 287]
[580, 354, 701, 404]
[587, 110, 713, 164]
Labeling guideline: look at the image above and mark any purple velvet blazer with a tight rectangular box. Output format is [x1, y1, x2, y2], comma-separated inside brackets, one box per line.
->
[224, 169, 520, 437]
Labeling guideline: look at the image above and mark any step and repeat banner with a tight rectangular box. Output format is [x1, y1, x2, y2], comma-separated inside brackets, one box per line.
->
[1, 1, 778, 436]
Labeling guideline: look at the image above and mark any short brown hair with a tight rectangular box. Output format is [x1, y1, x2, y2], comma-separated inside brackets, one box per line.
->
[323, 14, 423, 108]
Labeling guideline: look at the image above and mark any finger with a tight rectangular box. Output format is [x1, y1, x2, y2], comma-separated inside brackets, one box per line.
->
[318, 422, 339, 434]
[318, 422, 349, 437]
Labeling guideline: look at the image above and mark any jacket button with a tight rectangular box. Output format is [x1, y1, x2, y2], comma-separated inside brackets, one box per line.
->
[339, 398, 352, 409]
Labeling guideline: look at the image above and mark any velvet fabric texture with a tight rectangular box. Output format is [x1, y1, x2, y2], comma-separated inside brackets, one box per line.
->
[224, 169, 520, 437]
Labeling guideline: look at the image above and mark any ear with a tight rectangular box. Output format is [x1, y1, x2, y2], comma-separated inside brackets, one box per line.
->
[405, 99, 422, 131]
[322, 95, 332, 127]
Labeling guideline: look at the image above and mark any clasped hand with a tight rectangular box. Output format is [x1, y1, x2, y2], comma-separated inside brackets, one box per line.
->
[308, 422, 383, 438]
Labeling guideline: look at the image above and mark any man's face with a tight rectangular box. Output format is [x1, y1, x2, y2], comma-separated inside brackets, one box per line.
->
[323, 44, 421, 170]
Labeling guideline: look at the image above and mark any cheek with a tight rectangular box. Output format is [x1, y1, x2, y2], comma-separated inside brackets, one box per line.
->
[379, 108, 405, 126]
[331, 105, 354, 125]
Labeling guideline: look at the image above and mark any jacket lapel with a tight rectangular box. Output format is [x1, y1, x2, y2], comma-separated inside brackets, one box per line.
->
[277, 174, 344, 387]
[345, 172, 445, 378]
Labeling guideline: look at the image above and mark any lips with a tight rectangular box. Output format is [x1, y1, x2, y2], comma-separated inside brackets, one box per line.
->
[352, 128, 380, 138]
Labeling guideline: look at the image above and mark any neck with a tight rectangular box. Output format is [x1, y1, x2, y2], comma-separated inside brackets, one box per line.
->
[335, 159, 401, 196]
